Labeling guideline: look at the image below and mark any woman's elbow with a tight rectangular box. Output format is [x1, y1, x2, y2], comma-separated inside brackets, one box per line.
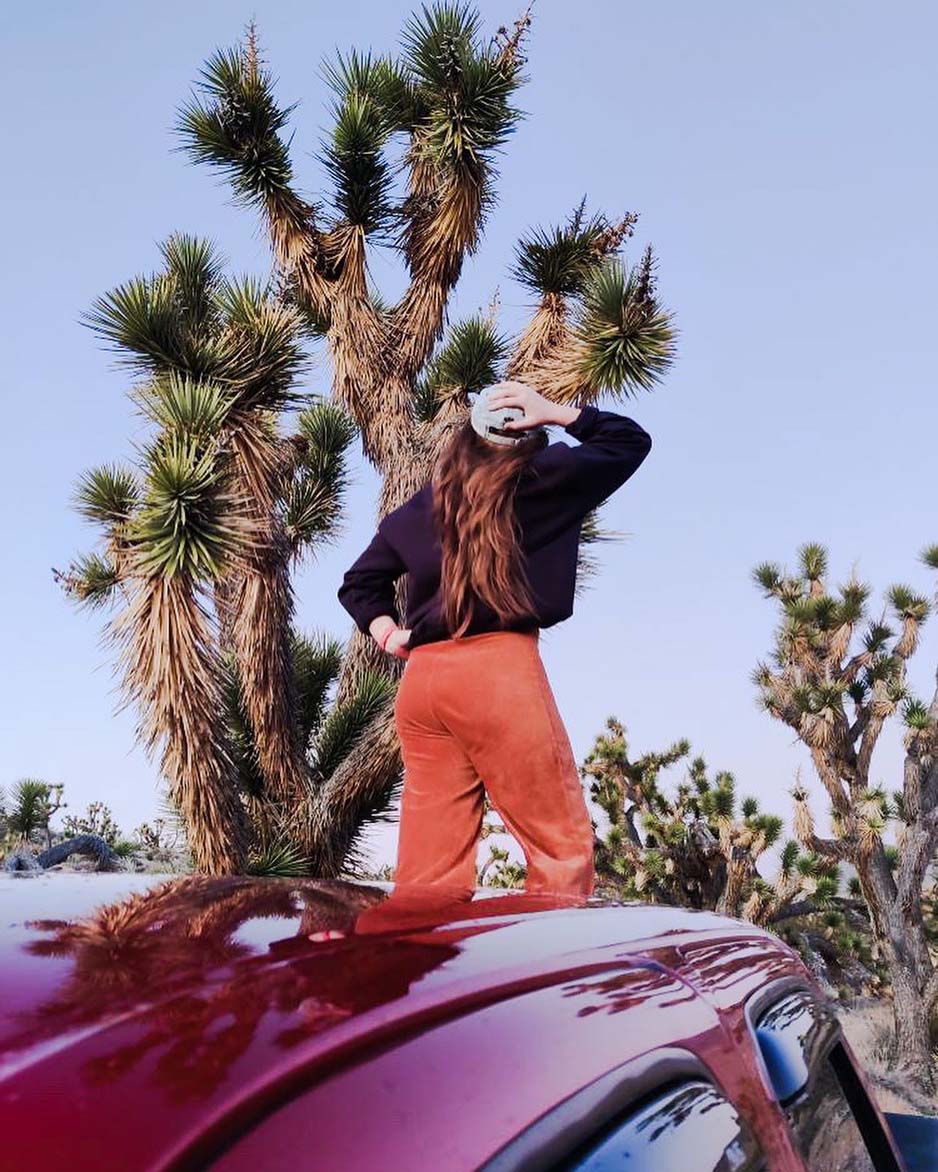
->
[622, 427, 652, 473]
[337, 575, 363, 624]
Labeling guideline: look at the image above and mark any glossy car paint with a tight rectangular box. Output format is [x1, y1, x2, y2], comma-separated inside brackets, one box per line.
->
[0, 874, 895, 1171]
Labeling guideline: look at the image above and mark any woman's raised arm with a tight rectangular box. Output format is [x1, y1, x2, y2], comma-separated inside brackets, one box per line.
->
[560, 404, 653, 511]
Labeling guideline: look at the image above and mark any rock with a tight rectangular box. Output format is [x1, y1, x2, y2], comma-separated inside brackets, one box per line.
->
[3, 850, 43, 873]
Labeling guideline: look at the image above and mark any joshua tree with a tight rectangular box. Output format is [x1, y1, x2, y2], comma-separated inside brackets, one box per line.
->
[582, 719, 831, 924]
[753, 542, 938, 1081]
[58, 235, 365, 872]
[177, 6, 676, 872]
[1, 780, 65, 849]
[478, 843, 527, 889]
[61, 801, 123, 847]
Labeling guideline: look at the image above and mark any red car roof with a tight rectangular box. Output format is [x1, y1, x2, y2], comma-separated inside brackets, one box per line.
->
[0, 874, 808, 1171]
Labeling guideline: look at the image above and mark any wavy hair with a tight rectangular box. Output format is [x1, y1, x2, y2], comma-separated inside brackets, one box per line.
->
[432, 420, 548, 638]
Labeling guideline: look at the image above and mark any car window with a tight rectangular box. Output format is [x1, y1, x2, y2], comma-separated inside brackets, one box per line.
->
[568, 1079, 764, 1172]
[755, 990, 900, 1172]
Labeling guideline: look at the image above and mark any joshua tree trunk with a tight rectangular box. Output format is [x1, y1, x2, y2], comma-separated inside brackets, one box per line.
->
[855, 842, 938, 1079]
[116, 575, 249, 875]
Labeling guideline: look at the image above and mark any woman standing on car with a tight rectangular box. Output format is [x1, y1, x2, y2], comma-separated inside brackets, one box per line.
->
[338, 380, 652, 900]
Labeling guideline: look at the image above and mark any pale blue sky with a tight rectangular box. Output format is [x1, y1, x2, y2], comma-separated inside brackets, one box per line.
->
[3, 1, 937, 868]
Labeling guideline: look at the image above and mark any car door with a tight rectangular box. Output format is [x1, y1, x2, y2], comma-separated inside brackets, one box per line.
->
[748, 982, 906, 1172]
[207, 962, 753, 1171]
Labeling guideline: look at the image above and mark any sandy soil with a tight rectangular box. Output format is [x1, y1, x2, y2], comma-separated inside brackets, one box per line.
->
[837, 999, 938, 1115]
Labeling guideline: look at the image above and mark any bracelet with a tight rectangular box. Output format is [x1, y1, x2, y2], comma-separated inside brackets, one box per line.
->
[379, 625, 396, 652]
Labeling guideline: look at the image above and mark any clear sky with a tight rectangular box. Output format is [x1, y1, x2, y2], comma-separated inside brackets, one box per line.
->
[3, 0, 937, 870]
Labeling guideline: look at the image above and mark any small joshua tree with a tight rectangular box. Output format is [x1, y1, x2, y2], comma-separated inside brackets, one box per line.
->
[581, 719, 829, 923]
[132, 819, 180, 861]
[1, 780, 65, 850]
[753, 542, 938, 1082]
[62, 801, 123, 847]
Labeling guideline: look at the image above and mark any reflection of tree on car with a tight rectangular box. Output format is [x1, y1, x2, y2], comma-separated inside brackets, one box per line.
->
[15, 879, 388, 1098]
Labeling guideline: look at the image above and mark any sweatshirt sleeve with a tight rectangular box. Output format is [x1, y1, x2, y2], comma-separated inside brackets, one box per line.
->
[337, 525, 407, 633]
[559, 404, 653, 511]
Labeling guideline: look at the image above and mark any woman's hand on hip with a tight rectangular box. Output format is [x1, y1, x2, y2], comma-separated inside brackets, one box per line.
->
[384, 627, 412, 659]
[487, 381, 581, 430]
[368, 615, 411, 659]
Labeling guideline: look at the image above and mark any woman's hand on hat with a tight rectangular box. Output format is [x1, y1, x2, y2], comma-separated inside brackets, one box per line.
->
[486, 381, 581, 430]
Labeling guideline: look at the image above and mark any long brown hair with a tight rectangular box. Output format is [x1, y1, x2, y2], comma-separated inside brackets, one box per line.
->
[432, 420, 547, 638]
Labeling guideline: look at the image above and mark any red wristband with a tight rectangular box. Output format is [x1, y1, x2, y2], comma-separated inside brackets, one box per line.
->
[379, 625, 396, 652]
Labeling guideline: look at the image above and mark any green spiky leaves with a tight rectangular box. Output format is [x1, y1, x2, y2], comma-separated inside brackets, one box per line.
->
[799, 542, 828, 582]
[85, 235, 228, 375]
[75, 464, 139, 527]
[512, 205, 630, 297]
[575, 252, 676, 397]
[311, 669, 396, 783]
[401, 2, 524, 167]
[921, 544, 938, 570]
[701, 773, 736, 821]
[158, 234, 225, 332]
[86, 275, 186, 372]
[887, 584, 930, 623]
[132, 438, 237, 579]
[903, 697, 932, 732]
[60, 552, 121, 609]
[780, 839, 801, 876]
[85, 236, 308, 410]
[285, 401, 357, 552]
[178, 5, 524, 237]
[248, 839, 311, 877]
[837, 579, 870, 625]
[292, 632, 344, 749]
[753, 562, 783, 596]
[863, 621, 894, 655]
[432, 315, 508, 391]
[321, 52, 395, 233]
[137, 373, 233, 438]
[295, 398, 357, 483]
[414, 315, 508, 420]
[752, 813, 783, 848]
[213, 277, 308, 411]
[177, 44, 297, 208]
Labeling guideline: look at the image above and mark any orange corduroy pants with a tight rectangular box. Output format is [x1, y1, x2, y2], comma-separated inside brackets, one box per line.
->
[392, 630, 596, 898]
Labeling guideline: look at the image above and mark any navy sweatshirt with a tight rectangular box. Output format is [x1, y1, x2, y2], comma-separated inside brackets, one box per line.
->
[338, 405, 652, 649]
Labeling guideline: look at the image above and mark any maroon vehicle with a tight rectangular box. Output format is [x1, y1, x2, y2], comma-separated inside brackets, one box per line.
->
[0, 874, 931, 1171]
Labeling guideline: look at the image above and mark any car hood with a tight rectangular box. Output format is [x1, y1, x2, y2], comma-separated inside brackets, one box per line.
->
[0, 872, 777, 1170]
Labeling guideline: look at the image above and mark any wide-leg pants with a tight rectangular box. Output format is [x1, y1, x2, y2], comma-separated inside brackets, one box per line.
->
[392, 630, 595, 898]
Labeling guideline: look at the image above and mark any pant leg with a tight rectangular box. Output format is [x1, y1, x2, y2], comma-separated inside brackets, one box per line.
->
[393, 655, 486, 896]
[438, 632, 596, 899]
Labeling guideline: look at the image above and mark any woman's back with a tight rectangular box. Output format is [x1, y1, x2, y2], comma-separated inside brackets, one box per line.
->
[339, 405, 651, 648]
